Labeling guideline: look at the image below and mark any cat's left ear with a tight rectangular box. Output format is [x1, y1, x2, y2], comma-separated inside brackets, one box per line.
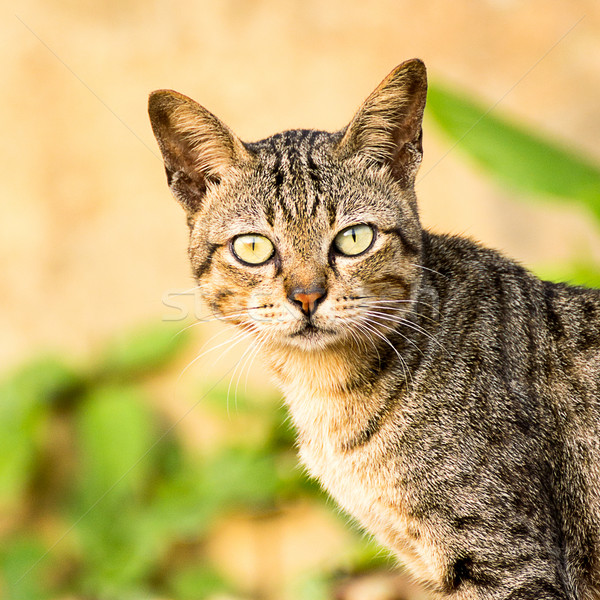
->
[336, 59, 427, 188]
[148, 90, 253, 213]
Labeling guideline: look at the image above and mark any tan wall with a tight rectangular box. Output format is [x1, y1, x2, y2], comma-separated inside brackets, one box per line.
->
[2, 0, 600, 368]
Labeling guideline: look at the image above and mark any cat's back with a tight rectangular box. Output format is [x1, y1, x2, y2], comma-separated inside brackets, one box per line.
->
[422, 232, 600, 589]
[541, 278, 600, 596]
[422, 230, 600, 418]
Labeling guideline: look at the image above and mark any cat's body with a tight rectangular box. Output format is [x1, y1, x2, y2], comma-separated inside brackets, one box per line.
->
[280, 233, 600, 599]
[149, 60, 600, 598]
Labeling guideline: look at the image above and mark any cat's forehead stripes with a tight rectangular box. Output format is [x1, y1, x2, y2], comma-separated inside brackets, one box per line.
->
[248, 129, 332, 225]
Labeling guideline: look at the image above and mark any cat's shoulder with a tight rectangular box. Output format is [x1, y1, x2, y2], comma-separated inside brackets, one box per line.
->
[422, 230, 532, 279]
[423, 230, 600, 313]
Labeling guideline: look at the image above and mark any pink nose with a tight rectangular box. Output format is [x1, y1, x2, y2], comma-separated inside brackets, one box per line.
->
[290, 289, 326, 317]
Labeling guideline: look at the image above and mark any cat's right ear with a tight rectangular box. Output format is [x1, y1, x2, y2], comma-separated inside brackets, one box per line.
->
[148, 90, 252, 213]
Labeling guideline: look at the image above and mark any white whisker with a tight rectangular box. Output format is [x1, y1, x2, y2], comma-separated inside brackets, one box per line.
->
[173, 313, 243, 337]
[226, 337, 257, 416]
[361, 306, 447, 355]
[177, 328, 253, 385]
[343, 316, 385, 371]
[361, 312, 424, 356]
[343, 318, 371, 356]
[357, 296, 436, 310]
[396, 318, 447, 355]
[243, 330, 269, 395]
[227, 327, 271, 414]
[409, 263, 448, 279]
[358, 320, 412, 385]
[357, 298, 439, 324]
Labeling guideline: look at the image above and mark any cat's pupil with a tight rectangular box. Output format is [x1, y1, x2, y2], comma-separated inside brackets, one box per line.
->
[333, 223, 374, 256]
[231, 234, 274, 265]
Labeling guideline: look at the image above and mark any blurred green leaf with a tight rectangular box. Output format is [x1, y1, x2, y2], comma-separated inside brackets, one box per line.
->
[344, 534, 396, 572]
[0, 356, 79, 510]
[166, 564, 232, 600]
[203, 446, 280, 509]
[202, 385, 297, 451]
[291, 571, 333, 600]
[273, 451, 324, 500]
[71, 385, 162, 596]
[268, 402, 298, 449]
[201, 383, 279, 419]
[427, 83, 600, 219]
[75, 505, 163, 599]
[74, 385, 156, 505]
[1, 355, 83, 406]
[201, 386, 321, 501]
[146, 456, 219, 539]
[0, 535, 53, 600]
[97, 321, 192, 379]
[534, 259, 600, 289]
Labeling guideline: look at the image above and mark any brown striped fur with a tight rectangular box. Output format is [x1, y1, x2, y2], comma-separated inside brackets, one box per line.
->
[149, 59, 600, 599]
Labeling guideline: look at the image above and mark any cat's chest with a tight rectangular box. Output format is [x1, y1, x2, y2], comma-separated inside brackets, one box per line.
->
[283, 380, 402, 502]
[274, 368, 453, 587]
[285, 384, 408, 522]
[287, 387, 444, 584]
[298, 423, 398, 525]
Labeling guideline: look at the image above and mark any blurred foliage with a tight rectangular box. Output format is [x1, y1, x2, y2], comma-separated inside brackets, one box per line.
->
[427, 81, 600, 286]
[427, 83, 600, 218]
[2, 82, 600, 600]
[0, 322, 375, 600]
[534, 259, 600, 290]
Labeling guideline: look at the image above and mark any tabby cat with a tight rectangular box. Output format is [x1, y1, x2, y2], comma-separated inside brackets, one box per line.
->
[148, 59, 600, 599]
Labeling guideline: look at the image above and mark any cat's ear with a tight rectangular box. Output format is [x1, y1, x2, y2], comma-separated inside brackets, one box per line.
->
[148, 90, 252, 213]
[336, 59, 427, 187]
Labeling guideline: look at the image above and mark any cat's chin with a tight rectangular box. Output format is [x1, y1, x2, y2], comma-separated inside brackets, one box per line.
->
[281, 322, 341, 351]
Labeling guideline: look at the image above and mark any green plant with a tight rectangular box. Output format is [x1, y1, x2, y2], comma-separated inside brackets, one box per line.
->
[0, 321, 370, 600]
[427, 82, 600, 286]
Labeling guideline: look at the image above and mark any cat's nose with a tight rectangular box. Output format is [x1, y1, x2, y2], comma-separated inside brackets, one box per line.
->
[288, 287, 326, 318]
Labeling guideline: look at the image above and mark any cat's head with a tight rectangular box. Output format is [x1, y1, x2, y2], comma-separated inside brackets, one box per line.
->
[149, 59, 427, 353]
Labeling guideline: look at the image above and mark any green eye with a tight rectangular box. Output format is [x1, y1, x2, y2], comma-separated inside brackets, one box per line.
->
[231, 234, 274, 265]
[333, 224, 375, 256]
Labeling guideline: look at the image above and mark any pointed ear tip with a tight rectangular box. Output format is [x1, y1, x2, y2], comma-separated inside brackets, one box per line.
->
[149, 89, 174, 100]
[148, 89, 194, 113]
[397, 58, 427, 79]
[148, 90, 172, 115]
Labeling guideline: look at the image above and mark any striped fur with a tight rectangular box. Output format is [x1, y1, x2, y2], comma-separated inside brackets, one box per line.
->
[149, 59, 600, 599]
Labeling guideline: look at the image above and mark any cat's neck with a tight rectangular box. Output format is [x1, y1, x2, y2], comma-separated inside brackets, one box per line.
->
[266, 341, 365, 394]
[261, 273, 443, 451]
[264, 341, 400, 451]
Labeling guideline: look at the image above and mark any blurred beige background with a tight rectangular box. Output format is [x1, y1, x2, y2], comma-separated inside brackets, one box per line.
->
[2, 0, 600, 370]
[2, 3, 600, 599]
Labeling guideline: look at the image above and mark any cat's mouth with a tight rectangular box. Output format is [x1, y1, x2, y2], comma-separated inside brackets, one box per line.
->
[290, 322, 320, 337]
[287, 321, 338, 346]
